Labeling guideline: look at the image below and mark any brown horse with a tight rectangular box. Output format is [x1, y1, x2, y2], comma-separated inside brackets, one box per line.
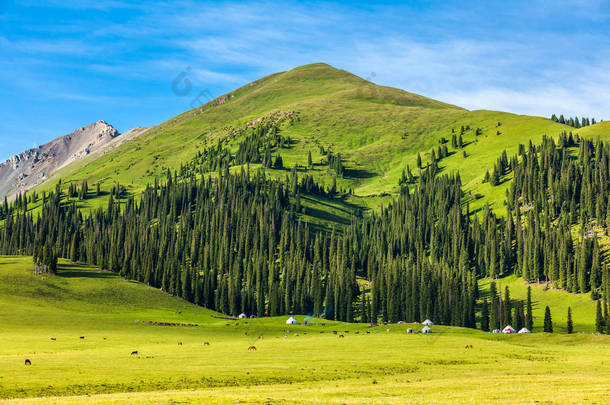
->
[178, 342, 182, 346]
[131, 351, 138, 355]
[248, 346, 257, 351]
[203, 342, 211, 346]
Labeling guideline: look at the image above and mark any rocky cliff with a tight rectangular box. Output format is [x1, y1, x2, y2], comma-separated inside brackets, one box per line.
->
[0, 121, 120, 199]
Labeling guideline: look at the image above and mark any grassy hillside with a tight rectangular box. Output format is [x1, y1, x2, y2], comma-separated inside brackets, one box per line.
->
[479, 275, 598, 333]
[26, 63, 610, 224]
[1, 256, 609, 404]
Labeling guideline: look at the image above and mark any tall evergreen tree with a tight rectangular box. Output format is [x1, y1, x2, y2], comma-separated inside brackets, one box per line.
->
[567, 307, 573, 334]
[543, 306, 553, 333]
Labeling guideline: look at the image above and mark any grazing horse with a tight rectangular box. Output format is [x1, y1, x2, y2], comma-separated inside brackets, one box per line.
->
[339, 334, 345, 338]
[248, 346, 257, 351]
[178, 342, 182, 346]
[131, 351, 138, 355]
[24, 359, 31, 366]
[50, 337, 56, 341]
[80, 336, 85, 339]
[203, 342, 210, 346]
[465, 344, 474, 349]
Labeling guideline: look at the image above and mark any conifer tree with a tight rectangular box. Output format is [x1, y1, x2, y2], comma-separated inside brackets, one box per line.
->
[543, 306, 553, 333]
[481, 299, 490, 331]
[596, 300, 605, 333]
[567, 307, 573, 334]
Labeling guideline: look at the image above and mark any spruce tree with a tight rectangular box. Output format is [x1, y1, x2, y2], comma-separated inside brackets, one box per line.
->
[525, 286, 533, 331]
[596, 300, 604, 333]
[481, 299, 490, 331]
[567, 307, 573, 334]
[503, 286, 512, 326]
[543, 306, 553, 333]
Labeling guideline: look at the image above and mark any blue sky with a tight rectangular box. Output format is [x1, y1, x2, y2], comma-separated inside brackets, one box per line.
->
[1, 0, 609, 161]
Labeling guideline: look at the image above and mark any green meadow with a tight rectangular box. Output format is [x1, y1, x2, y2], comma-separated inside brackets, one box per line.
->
[1, 256, 609, 404]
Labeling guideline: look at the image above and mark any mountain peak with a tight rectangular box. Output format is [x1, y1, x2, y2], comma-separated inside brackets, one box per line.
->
[0, 121, 121, 199]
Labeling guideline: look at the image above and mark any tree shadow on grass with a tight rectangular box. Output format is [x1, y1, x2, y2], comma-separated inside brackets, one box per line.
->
[57, 263, 117, 279]
[343, 168, 377, 179]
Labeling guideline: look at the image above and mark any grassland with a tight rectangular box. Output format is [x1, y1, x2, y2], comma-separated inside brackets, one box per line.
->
[1, 256, 609, 404]
[479, 275, 598, 333]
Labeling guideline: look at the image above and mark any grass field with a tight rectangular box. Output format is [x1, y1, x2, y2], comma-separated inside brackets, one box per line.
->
[1, 256, 609, 404]
[479, 275, 598, 333]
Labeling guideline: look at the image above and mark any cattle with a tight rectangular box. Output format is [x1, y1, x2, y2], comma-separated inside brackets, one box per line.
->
[465, 344, 474, 349]
[248, 346, 257, 351]
[203, 342, 211, 346]
[178, 342, 182, 346]
[131, 351, 138, 355]
[339, 334, 345, 338]
[80, 336, 85, 339]
[24, 359, 31, 366]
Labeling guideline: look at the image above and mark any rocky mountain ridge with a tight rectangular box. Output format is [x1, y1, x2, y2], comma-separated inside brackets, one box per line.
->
[0, 121, 120, 199]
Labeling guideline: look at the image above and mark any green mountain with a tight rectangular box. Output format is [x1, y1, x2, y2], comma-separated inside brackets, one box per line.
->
[30, 63, 610, 221]
[1, 63, 609, 345]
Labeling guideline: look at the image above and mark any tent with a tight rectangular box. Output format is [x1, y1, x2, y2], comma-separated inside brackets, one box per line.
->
[238, 313, 247, 319]
[491, 329, 501, 334]
[518, 327, 531, 334]
[405, 328, 414, 334]
[286, 316, 298, 325]
[502, 325, 516, 334]
[422, 319, 434, 326]
[421, 326, 432, 334]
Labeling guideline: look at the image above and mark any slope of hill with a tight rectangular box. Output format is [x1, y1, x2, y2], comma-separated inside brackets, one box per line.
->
[27, 63, 610, 222]
[0, 121, 122, 200]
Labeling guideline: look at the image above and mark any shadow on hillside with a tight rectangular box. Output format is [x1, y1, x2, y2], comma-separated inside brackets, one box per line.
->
[57, 263, 116, 279]
[344, 168, 376, 179]
[303, 205, 350, 225]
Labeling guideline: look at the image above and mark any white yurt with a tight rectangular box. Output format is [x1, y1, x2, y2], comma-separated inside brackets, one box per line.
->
[286, 316, 298, 325]
[238, 313, 247, 319]
[518, 327, 531, 334]
[491, 329, 501, 334]
[421, 326, 432, 334]
[502, 325, 516, 334]
[406, 328, 414, 334]
[422, 319, 434, 326]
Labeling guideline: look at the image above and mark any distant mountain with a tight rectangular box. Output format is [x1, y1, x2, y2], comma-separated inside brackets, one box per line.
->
[0, 121, 122, 199]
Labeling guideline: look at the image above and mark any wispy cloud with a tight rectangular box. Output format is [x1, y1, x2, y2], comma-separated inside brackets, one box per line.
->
[1, 0, 610, 161]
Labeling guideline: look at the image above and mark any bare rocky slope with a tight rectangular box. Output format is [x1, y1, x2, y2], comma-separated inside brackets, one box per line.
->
[0, 121, 123, 199]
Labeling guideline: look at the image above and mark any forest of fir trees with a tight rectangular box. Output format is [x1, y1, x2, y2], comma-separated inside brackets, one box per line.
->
[1, 134, 610, 332]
